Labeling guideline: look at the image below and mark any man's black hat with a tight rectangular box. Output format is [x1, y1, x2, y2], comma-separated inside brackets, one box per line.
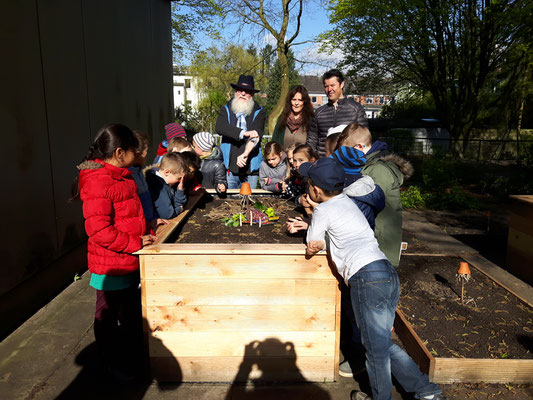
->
[231, 75, 259, 93]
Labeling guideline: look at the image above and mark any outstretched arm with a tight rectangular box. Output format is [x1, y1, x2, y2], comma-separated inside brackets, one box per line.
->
[236, 138, 259, 168]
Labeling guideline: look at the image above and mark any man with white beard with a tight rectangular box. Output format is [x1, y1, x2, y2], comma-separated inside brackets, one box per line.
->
[216, 75, 266, 189]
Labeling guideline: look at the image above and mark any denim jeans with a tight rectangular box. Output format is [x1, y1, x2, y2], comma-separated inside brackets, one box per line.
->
[348, 259, 442, 400]
[227, 171, 258, 189]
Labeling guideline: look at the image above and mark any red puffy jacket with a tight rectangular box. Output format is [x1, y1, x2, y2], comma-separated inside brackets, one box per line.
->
[78, 160, 146, 275]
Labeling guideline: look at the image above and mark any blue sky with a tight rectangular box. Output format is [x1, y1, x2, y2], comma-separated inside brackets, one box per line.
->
[185, 1, 343, 75]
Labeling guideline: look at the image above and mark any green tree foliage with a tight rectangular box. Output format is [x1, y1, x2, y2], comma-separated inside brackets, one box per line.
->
[219, 0, 305, 134]
[171, 1, 222, 65]
[265, 50, 300, 116]
[185, 43, 268, 132]
[325, 0, 532, 153]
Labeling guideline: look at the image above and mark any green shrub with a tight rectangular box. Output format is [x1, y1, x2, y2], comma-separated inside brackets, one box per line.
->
[401, 186, 427, 209]
[425, 186, 482, 210]
[402, 185, 481, 210]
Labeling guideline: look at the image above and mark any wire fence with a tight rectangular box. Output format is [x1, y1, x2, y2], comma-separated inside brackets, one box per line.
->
[212, 134, 533, 165]
[378, 136, 533, 164]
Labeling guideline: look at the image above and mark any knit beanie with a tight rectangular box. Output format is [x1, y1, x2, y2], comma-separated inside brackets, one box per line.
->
[193, 131, 215, 152]
[165, 122, 186, 140]
[331, 146, 366, 177]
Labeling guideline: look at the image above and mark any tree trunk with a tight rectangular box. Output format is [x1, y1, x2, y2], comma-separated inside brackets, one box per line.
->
[267, 46, 289, 135]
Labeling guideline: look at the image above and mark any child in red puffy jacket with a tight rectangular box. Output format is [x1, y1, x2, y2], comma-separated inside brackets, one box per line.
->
[72, 124, 156, 380]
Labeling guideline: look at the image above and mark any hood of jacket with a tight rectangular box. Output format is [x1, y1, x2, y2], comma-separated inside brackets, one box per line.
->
[365, 143, 413, 182]
[203, 146, 223, 161]
[343, 175, 385, 212]
[78, 159, 133, 186]
[142, 163, 160, 177]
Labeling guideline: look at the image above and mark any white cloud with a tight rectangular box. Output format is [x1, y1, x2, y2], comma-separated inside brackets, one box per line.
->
[295, 40, 344, 75]
[262, 33, 277, 47]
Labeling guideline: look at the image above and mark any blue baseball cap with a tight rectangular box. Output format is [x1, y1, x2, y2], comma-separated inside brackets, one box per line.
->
[299, 158, 345, 191]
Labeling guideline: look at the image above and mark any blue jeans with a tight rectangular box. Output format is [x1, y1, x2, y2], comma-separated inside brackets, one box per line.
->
[348, 259, 442, 400]
[227, 171, 258, 189]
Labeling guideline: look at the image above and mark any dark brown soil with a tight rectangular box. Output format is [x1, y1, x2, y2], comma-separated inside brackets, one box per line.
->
[170, 195, 307, 244]
[397, 255, 533, 359]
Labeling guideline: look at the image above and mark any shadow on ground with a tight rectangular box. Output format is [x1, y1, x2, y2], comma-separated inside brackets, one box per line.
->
[55, 326, 181, 399]
[223, 338, 331, 400]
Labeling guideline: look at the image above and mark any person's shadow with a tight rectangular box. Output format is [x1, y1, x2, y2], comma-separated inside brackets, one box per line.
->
[224, 338, 331, 400]
[54, 317, 181, 399]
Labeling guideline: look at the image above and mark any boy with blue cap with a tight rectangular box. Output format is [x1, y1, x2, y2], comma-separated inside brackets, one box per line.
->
[300, 158, 446, 400]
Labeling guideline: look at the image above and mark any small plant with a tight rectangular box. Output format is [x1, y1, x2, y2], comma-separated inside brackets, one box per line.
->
[222, 213, 245, 227]
[253, 201, 277, 219]
[73, 273, 81, 282]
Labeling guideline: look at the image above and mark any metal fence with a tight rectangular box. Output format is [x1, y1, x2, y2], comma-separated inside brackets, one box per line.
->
[213, 134, 533, 164]
[378, 136, 533, 164]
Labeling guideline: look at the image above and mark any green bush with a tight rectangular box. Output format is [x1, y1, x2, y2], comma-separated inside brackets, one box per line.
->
[401, 186, 427, 209]
[425, 186, 482, 210]
[401, 185, 481, 210]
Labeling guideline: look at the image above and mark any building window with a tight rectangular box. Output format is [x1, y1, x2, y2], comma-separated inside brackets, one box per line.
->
[178, 90, 181, 95]
[185, 79, 191, 89]
[379, 97, 384, 105]
[312, 96, 317, 102]
[366, 97, 373, 104]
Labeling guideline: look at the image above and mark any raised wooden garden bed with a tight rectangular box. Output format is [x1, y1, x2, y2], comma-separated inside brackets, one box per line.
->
[507, 195, 533, 286]
[137, 191, 341, 382]
[393, 255, 533, 383]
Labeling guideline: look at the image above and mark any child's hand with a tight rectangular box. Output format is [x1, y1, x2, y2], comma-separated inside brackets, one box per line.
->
[286, 217, 308, 233]
[281, 181, 287, 192]
[299, 194, 311, 208]
[306, 195, 319, 210]
[150, 218, 169, 230]
[141, 234, 157, 246]
[217, 183, 226, 193]
[306, 240, 325, 256]
[178, 176, 185, 191]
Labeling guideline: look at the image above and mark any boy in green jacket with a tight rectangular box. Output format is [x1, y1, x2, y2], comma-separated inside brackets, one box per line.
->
[336, 123, 413, 267]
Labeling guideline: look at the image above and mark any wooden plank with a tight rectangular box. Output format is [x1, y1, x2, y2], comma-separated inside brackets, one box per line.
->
[137, 243, 315, 255]
[507, 227, 533, 255]
[145, 305, 335, 332]
[507, 246, 533, 286]
[149, 331, 335, 357]
[509, 194, 533, 206]
[509, 211, 533, 236]
[150, 356, 335, 382]
[142, 254, 335, 280]
[334, 281, 341, 381]
[393, 309, 434, 377]
[212, 188, 273, 195]
[146, 192, 204, 246]
[432, 358, 533, 383]
[142, 279, 337, 306]
[462, 253, 533, 308]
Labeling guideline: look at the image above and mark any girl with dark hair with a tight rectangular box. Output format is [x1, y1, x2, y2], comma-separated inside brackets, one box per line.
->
[73, 124, 156, 380]
[259, 141, 287, 192]
[272, 85, 316, 150]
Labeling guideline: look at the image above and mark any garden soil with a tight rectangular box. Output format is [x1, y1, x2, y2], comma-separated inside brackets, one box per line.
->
[397, 255, 533, 359]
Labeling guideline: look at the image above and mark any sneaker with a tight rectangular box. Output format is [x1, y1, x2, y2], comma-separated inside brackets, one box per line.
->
[351, 390, 372, 400]
[339, 359, 366, 378]
[420, 395, 448, 400]
[339, 360, 353, 377]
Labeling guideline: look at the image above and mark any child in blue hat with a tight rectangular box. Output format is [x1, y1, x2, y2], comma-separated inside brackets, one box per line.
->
[301, 157, 446, 400]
